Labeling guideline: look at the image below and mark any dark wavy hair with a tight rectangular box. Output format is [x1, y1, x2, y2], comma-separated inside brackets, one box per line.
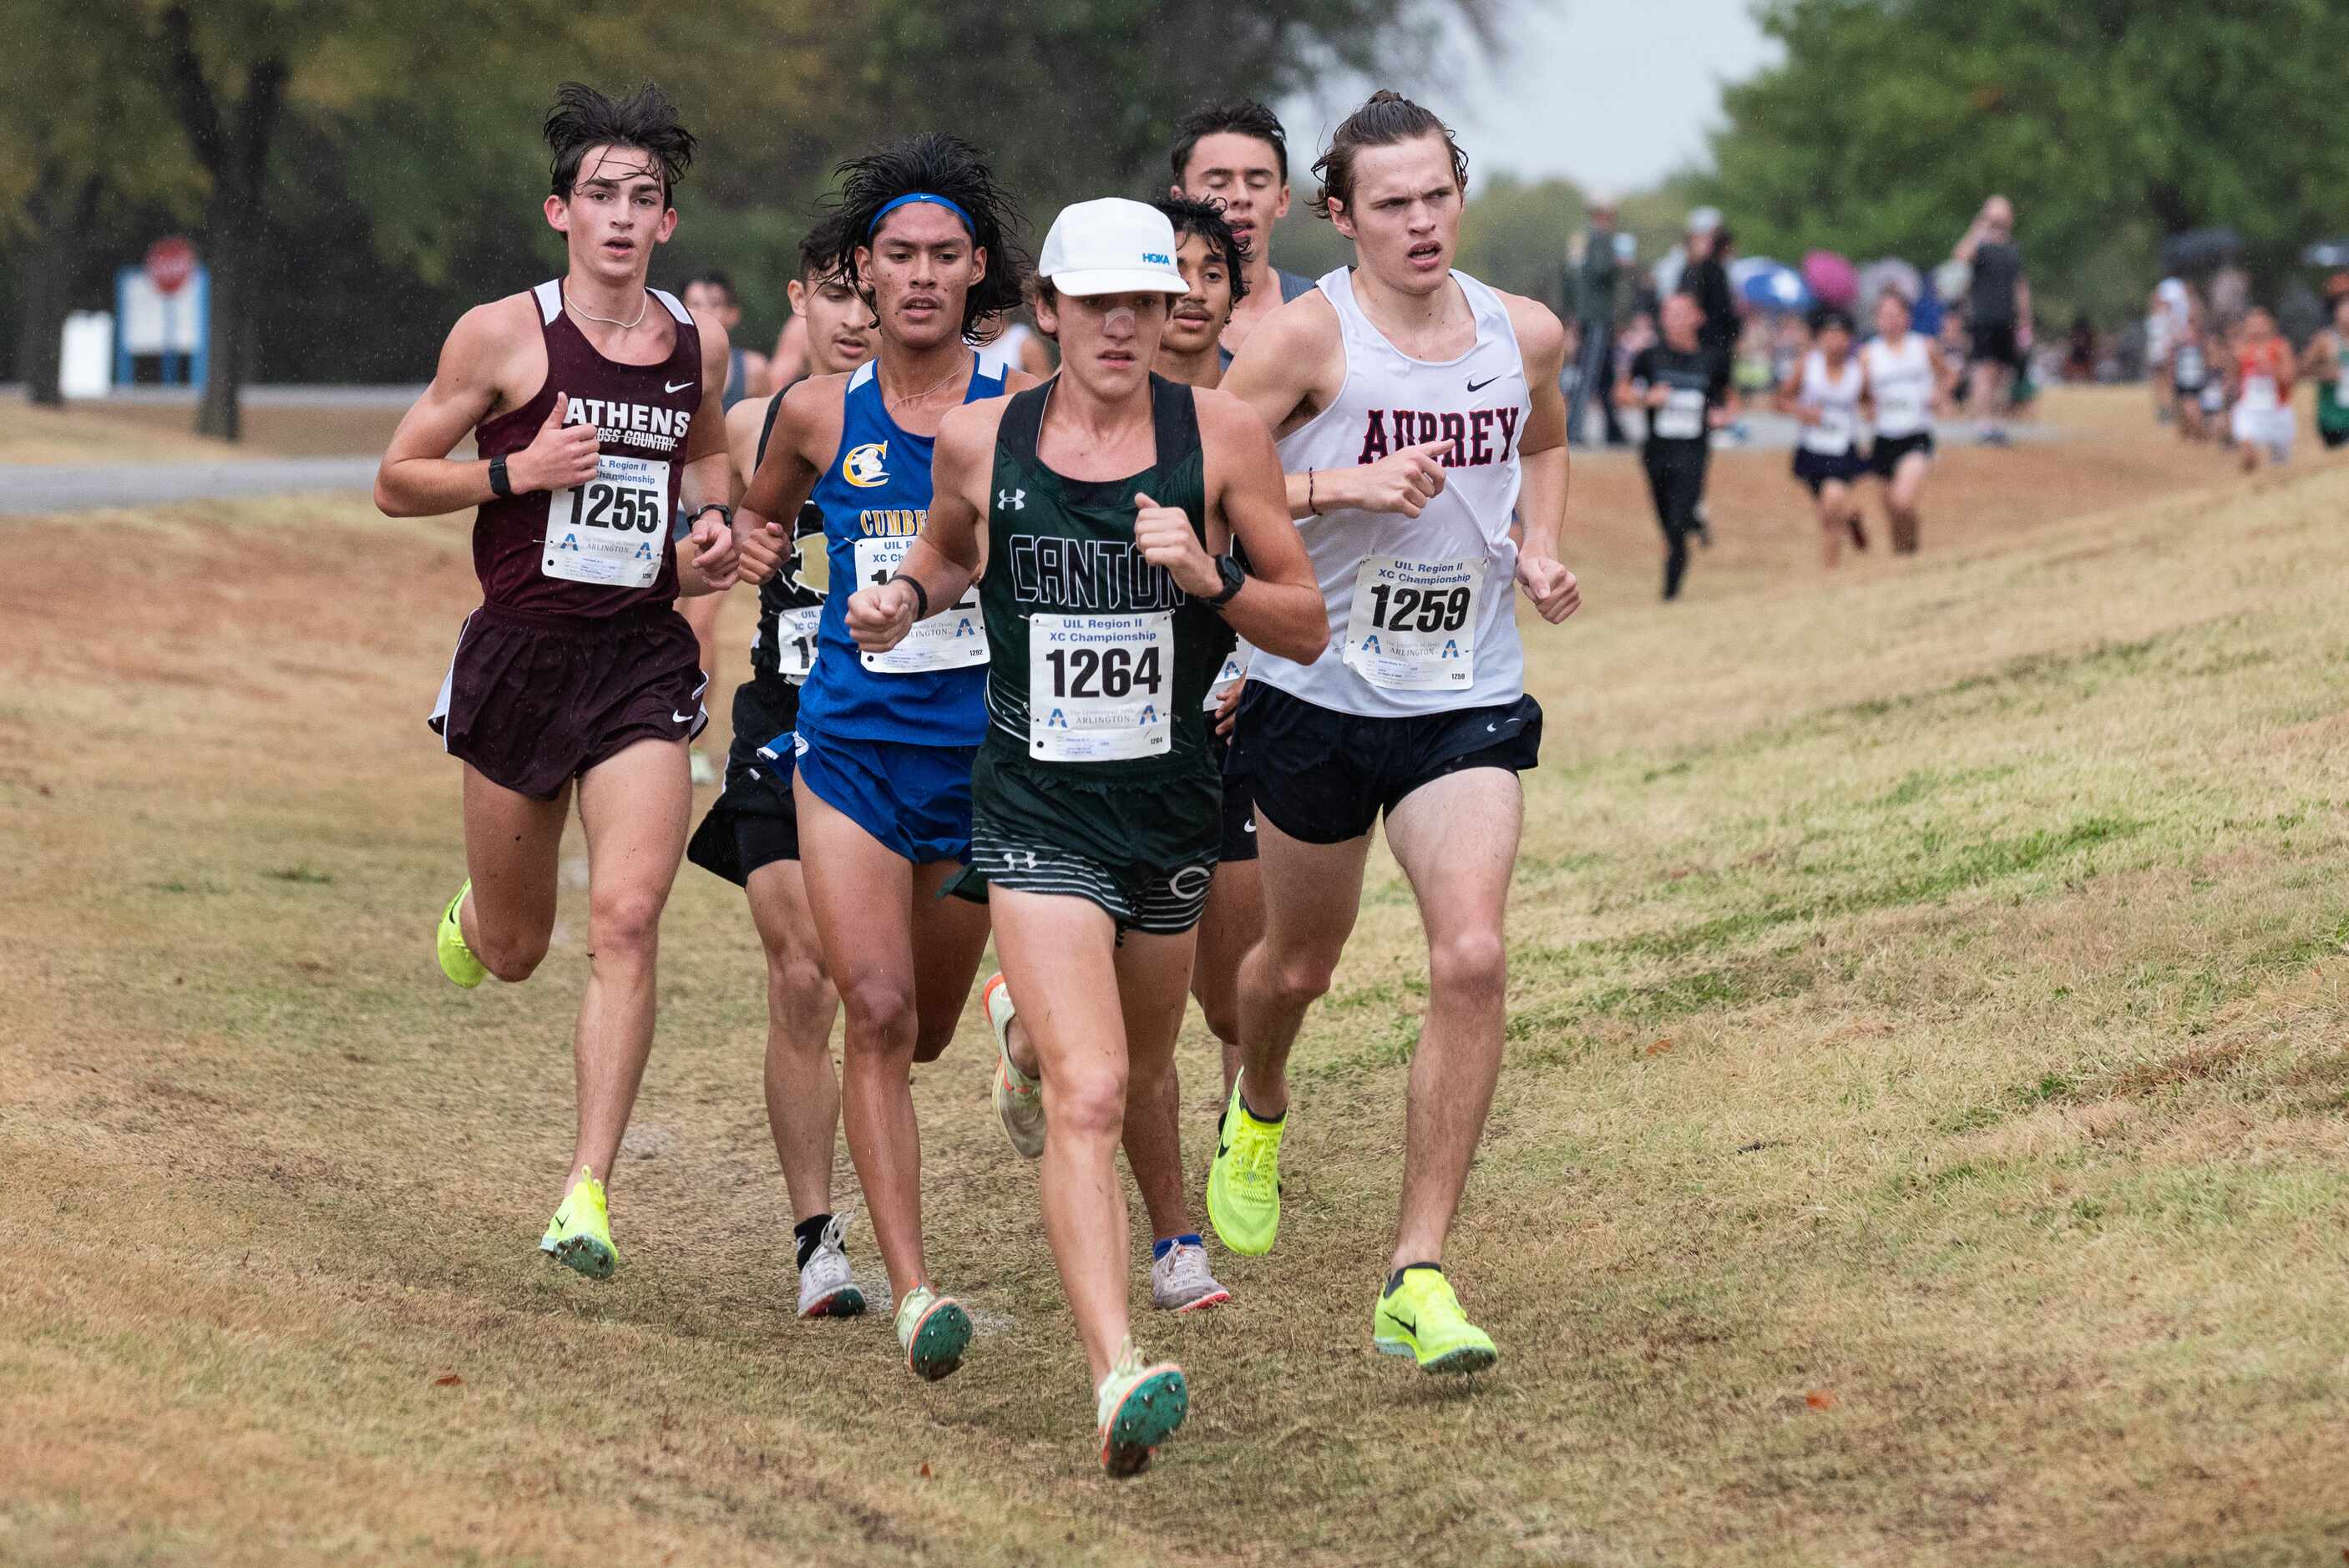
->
[826, 134, 1027, 340]
[796, 211, 853, 283]
[1311, 90, 1468, 223]
[1169, 99, 1290, 186]
[1154, 195, 1251, 309]
[544, 82, 696, 205]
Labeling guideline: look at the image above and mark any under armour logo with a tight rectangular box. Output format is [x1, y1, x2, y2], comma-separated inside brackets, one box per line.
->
[998, 488, 1026, 511]
[1008, 849, 1039, 871]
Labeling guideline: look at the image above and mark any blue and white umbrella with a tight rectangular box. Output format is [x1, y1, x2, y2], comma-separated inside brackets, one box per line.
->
[1734, 260, 1811, 311]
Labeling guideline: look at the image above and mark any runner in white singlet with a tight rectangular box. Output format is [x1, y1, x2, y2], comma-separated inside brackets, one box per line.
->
[1775, 305, 1870, 567]
[1214, 90, 1580, 1378]
[1860, 290, 1953, 555]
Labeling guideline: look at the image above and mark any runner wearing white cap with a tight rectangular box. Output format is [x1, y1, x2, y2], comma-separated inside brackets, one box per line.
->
[847, 197, 1324, 1474]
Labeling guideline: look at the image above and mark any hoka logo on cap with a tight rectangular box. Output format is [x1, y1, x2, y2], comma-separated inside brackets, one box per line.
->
[1142, 252, 1171, 265]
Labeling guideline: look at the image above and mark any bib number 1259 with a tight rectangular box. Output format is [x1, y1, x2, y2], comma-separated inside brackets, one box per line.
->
[1343, 554, 1480, 691]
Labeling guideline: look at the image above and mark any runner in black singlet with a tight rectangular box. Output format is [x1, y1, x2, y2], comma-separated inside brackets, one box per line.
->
[686, 214, 877, 1319]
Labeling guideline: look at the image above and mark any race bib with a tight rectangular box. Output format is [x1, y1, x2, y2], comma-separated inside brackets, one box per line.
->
[1343, 555, 1479, 691]
[2242, 375, 2280, 412]
[1028, 612, 1173, 762]
[851, 534, 989, 674]
[542, 454, 669, 589]
[1203, 645, 1249, 712]
[2177, 345, 2205, 382]
[772, 605, 823, 683]
[1654, 387, 1705, 441]
[1878, 383, 1926, 431]
[1801, 407, 1854, 455]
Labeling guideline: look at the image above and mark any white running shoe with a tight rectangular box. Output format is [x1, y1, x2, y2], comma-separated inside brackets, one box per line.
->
[796, 1206, 866, 1319]
[1150, 1239, 1232, 1313]
[1095, 1336, 1189, 1476]
[984, 973, 1045, 1160]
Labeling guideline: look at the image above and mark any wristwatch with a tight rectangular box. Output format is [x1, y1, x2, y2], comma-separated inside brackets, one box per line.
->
[487, 454, 513, 498]
[1202, 553, 1246, 610]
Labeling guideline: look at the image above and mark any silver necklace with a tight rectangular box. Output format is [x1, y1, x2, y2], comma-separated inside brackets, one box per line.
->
[565, 286, 650, 331]
[883, 352, 970, 408]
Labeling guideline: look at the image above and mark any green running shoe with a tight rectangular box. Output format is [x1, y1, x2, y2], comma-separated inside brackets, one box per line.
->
[1373, 1266, 1498, 1374]
[539, 1167, 618, 1279]
[437, 881, 486, 989]
[1205, 1075, 1284, 1256]
[894, 1283, 973, 1382]
[1095, 1336, 1188, 1477]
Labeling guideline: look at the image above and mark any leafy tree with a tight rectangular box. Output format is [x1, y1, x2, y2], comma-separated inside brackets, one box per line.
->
[1702, 0, 2349, 321]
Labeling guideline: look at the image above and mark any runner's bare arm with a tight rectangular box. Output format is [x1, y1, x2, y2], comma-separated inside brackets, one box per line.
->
[735, 376, 833, 585]
[376, 299, 596, 517]
[1504, 296, 1579, 624]
[1221, 292, 1449, 520]
[723, 394, 775, 503]
[676, 311, 740, 597]
[1190, 390, 1328, 666]
[843, 401, 997, 654]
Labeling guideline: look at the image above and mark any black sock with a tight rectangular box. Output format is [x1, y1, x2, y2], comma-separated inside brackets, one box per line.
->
[1240, 1095, 1285, 1125]
[793, 1213, 833, 1271]
[1384, 1260, 1443, 1296]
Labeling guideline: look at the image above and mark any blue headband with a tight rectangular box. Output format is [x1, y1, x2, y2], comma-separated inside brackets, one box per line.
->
[868, 192, 976, 240]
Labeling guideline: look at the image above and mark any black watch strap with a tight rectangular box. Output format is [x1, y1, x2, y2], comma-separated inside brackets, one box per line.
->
[487, 454, 513, 498]
[1203, 553, 1246, 609]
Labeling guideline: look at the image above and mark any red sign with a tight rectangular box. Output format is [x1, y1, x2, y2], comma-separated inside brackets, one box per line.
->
[146, 235, 198, 296]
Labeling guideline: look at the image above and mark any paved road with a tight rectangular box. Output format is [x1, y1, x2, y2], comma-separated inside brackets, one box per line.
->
[0, 458, 381, 515]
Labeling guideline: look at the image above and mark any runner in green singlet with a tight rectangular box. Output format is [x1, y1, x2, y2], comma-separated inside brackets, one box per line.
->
[2302, 287, 2349, 452]
[843, 198, 1324, 1475]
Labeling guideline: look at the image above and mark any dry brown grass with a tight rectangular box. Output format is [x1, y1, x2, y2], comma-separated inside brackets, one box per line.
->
[3, 389, 2346, 1565]
[0, 395, 409, 463]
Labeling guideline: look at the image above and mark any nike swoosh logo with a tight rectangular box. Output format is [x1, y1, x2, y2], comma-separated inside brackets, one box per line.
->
[1390, 1311, 1418, 1333]
[1466, 375, 1500, 392]
[672, 710, 696, 724]
[664, 379, 695, 394]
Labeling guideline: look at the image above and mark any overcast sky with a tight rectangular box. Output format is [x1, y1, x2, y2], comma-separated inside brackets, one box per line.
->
[1283, 0, 1780, 196]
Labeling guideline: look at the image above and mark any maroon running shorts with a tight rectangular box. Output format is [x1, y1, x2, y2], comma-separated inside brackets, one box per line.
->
[428, 602, 708, 801]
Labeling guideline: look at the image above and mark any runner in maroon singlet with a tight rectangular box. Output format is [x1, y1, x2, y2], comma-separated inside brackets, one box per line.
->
[375, 82, 742, 1278]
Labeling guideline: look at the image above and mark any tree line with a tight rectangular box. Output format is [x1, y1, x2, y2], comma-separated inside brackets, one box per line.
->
[0, 0, 1500, 439]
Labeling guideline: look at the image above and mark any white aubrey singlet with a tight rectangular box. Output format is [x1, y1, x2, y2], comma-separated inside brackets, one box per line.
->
[1259, 266, 1530, 718]
[1862, 333, 1936, 439]
[1796, 349, 1865, 455]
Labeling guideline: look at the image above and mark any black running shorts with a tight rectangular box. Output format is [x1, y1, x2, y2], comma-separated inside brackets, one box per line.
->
[1211, 730, 1258, 864]
[1869, 431, 1936, 478]
[686, 674, 803, 886]
[1230, 684, 1542, 846]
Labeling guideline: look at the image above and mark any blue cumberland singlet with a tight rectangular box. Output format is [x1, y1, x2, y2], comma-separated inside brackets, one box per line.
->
[795, 357, 1006, 747]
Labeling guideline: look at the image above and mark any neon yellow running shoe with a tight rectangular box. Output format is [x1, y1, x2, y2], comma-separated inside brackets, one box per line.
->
[539, 1167, 618, 1279]
[1205, 1075, 1284, 1256]
[437, 881, 486, 989]
[894, 1283, 973, 1382]
[1095, 1336, 1188, 1477]
[1373, 1266, 1497, 1374]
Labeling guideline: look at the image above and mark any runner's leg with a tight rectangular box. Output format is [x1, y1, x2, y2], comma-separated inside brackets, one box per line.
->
[458, 764, 569, 982]
[995, 889, 1195, 1381]
[1889, 451, 1930, 553]
[794, 776, 925, 1296]
[569, 735, 694, 1192]
[1192, 858, 1263, 1095]
[746, 858, 841, 1220]
[1380, 765, 1523, 1268]
[1235, 823, 1374, 1119]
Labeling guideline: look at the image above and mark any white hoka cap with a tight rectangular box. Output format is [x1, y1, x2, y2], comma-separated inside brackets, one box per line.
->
[1038, 198, 1187, 297]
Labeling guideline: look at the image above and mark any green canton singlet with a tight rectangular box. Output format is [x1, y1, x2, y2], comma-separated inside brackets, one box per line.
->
[2321, 342, 2349, 441]
[968, 372, 1228, 873]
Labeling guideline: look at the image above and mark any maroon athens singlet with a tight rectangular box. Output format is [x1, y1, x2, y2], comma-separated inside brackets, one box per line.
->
[470, 280, 703, 620]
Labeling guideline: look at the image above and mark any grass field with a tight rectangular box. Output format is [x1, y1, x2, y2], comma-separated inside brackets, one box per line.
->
[0, 395, 409, 463]
[3, 390, 2346, 1565]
